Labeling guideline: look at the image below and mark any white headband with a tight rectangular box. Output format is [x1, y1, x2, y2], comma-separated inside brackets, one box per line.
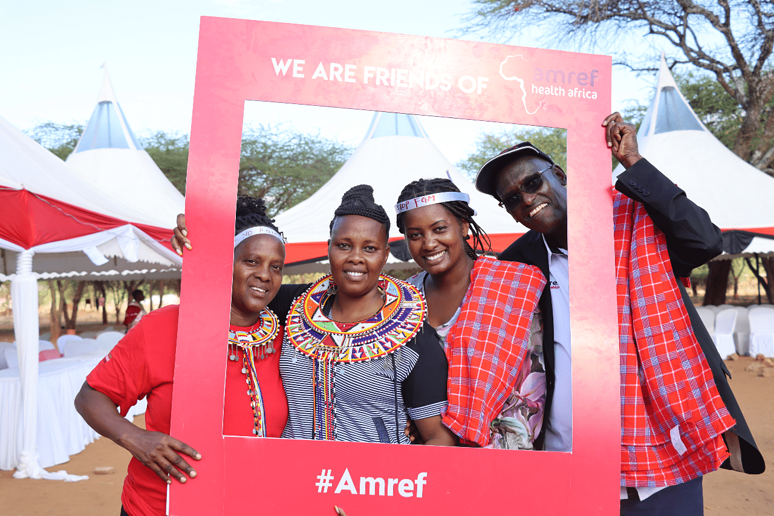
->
[234, 226, 285, 248]
[394, 192, 472, 214]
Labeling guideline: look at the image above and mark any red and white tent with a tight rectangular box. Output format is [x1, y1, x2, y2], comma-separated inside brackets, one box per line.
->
[275, 111, 527, 270]
[0, 113, 180, 480]
[613, 55, 774, 257]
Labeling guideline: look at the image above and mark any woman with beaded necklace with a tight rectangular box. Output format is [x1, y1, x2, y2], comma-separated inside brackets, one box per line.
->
[395, 178, 546, 450]
[76, 196, 291, 516]
[281, 185, 457, 445]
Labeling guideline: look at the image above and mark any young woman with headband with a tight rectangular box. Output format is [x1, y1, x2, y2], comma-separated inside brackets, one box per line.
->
[395, 178, 546, 450]
[76, 196, 291, 516]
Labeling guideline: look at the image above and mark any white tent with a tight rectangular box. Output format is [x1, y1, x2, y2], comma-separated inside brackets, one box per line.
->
[65, 66, 185, 228]
[0, 113, 181, 481]
[613, 55, 774, 257]
[276, 112, 526, 271]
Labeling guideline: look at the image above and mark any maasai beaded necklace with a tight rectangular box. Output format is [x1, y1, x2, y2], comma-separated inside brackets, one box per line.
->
[285, 274, 426, 440]
[228, 307, 280, 437]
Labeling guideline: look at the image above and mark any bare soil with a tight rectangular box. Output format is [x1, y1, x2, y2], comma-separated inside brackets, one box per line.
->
[0, 357, 772, 515]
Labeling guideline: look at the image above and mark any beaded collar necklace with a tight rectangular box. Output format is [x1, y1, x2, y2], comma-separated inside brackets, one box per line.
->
[285, 274, 426, 441]
[285, 274, 426, 363]
[228, 307, 280, 437]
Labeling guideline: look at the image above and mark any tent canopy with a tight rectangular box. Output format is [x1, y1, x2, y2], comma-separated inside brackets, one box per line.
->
[613, 55, 774, 257]
[65, 66, 185, 230]
[276, 111, 527, 268]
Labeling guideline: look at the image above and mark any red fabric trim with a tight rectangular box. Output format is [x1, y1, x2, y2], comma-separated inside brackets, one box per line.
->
[0, 187, 174, 251]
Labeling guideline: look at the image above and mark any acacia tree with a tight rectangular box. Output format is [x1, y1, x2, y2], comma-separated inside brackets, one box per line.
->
[464, 1, 774, 173]
[457, 127, 567, 179]
[239, 125, 352, 217]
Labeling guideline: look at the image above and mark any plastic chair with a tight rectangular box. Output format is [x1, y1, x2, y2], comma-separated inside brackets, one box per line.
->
[39, 340, 55, 351]
[63, 339, 100, 358]
[732, 306, 751, 355]
[695, 306, 716, 338]
[749, 306, 774, 358]
[38, 349, 61, 361]
[704, 305, 722, 314]
[96, 331, 124, 349]
[79, 331, 99, 339]
[713, 309, 738, 359]
[4, 347, 19, 369]
[39, 332, 51, 341]
[0, 342, 15, 370]
[57, 334, 82, 356]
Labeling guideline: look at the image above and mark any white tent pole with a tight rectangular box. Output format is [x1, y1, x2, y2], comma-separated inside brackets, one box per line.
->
[11, 250, 89, 482]
[11, 249, 41, 478]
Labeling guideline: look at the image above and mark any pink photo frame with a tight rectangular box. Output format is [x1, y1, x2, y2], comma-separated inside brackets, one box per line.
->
[172, 17, 618, 515]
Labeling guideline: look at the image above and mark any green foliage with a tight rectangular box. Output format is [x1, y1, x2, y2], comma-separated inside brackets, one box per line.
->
[675, 71, 774, 155]
[26, 121, 353, 213]
[239, 125, 353, 217]
[141, 132, 189, 195]
[27, 122, 84, 161]
[456, 127, 567, 179]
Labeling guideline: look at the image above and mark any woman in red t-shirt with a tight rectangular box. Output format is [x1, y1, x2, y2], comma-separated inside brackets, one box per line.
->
[75, 196, 290, 516]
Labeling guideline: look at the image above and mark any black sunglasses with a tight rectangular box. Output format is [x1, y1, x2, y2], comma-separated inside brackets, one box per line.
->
[498, 164, 554, 212]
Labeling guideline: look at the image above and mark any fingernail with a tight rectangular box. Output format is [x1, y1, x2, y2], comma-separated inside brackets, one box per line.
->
[182, 229, 188, 237]
[176, 248, 183, 256]
[195, 453, 202, 460]
[167, 479, 172, 484]
[180, 477, 186, 483]
[607, 141, 612, 147]
[185, 243, 192, 250]
[334, 506, 340, 515]
[190, 471, 197, 478]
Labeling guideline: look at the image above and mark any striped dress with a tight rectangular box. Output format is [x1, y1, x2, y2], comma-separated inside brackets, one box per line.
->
[280, 320, 448, 444]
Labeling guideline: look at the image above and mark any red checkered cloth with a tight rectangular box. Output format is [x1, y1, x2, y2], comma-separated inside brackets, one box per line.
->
[444, 256, 545, 446]
[614, 192, 735, 487]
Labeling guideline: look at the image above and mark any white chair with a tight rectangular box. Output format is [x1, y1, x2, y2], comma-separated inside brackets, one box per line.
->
[733, 306, 751, 355]
[63, 339, 99, 358]
[704, 305, 722, 314]
[79, 331, 99, 339]
[695, 306, 716, 338]
[713, 309, 738, 359]
[38, 340, 55, 351]
[39, 332, 51, 341]
[96, 331, 124, 349]
[749, 306, 774, 358]
[4, 347, 19, 369]
[0, 342, 15, 369]
[57, 334, 82, 356]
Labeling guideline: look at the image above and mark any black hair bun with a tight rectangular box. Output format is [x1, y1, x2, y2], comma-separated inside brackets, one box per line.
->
[330, 184, 390, 236]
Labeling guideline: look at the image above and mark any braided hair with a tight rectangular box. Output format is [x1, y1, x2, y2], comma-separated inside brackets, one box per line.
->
[235, 195, 282, 237]
[329, 184, 390, 239]
[396, 178, 492, 260]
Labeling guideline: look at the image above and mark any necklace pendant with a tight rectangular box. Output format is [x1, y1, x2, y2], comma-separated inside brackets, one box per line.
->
[241, 367, 247, 374]
[229, 354, 237, 361]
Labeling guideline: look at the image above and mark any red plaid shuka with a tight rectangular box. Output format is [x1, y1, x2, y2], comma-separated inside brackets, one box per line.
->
[444, 257, 545, 446]
[615, 192, 735, 487]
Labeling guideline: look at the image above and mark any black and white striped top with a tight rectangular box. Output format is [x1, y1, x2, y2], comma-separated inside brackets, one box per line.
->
[280, 321, 448, 444]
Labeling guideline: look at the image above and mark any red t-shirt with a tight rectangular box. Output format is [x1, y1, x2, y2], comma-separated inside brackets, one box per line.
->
[87, 305, 288, 516]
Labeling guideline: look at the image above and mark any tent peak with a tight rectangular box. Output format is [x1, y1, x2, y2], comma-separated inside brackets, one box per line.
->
[637, 55, 706, 138]
[72, 67, 142, 153]
[363, 112, 428, 142]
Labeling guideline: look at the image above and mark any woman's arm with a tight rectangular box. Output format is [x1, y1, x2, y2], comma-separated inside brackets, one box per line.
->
[75, 382, 201, 484]
[414, 415, 459, 446]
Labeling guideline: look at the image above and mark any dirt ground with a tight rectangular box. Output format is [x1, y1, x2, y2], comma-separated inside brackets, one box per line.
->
[0, 357, 771, 515]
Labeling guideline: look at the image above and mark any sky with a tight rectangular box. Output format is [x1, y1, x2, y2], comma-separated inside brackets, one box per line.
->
[0, 0, 662, 165]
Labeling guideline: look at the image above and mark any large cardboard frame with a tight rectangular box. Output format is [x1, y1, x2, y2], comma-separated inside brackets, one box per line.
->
[172, 17, 618, 515]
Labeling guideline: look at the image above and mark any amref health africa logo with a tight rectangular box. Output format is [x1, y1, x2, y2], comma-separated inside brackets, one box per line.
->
[499, 55, 600, 114]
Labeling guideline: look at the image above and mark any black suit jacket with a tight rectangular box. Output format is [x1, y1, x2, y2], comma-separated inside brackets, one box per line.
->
[499, 158, 764, 474]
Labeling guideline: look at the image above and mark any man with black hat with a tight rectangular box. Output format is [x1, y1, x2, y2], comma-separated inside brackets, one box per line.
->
[474, 112, 763, 515]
